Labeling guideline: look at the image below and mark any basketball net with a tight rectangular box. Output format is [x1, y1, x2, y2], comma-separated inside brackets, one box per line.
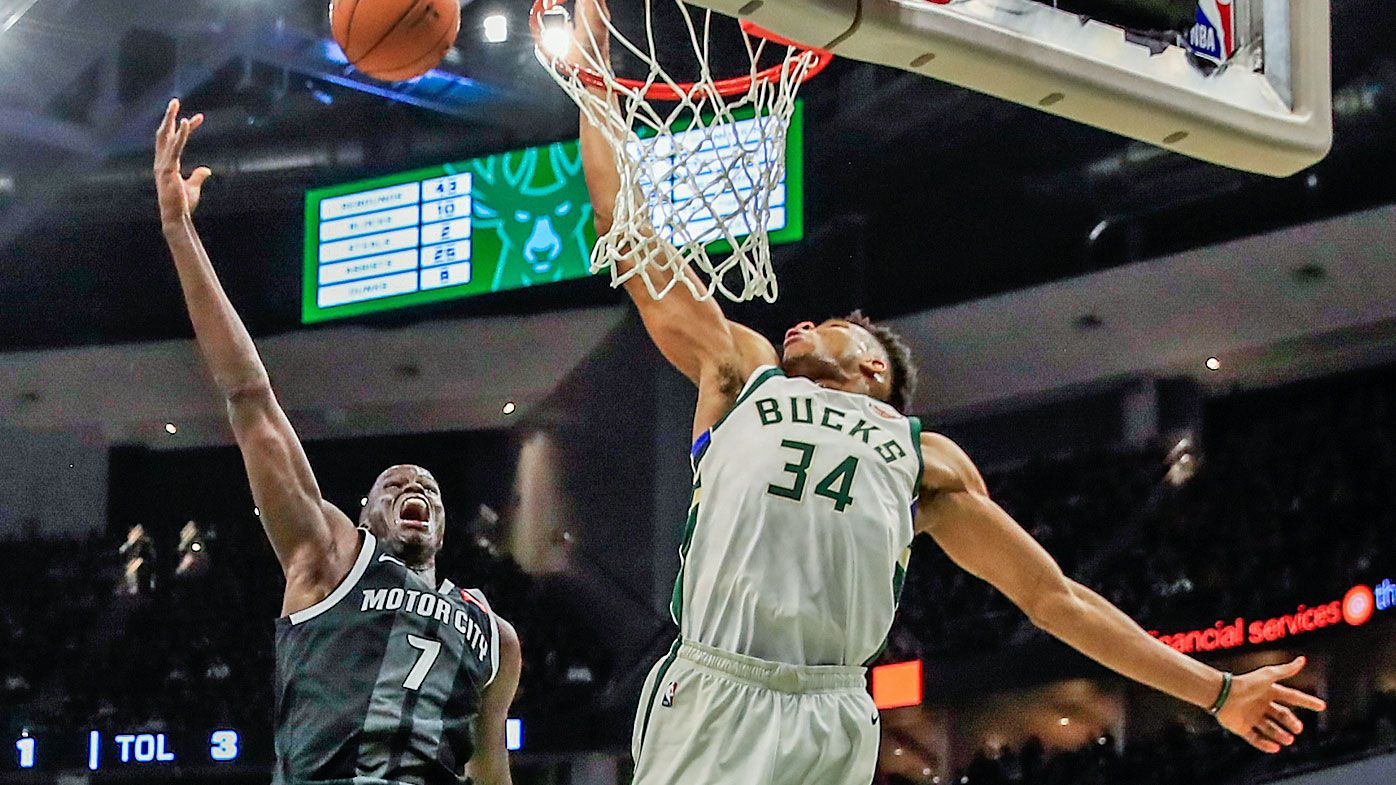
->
[533, 0, 829, 302]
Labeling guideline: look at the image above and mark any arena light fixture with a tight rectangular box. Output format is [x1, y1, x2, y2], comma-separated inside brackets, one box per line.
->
[164, 422, 178, 435]
[541, 24, 572, 57]
[1206, 357, 1222, 371]
[484, 13, 509, 43]
[502, 401, 517, 415]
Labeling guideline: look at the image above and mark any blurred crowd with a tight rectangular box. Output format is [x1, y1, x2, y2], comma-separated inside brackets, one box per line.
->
[0, 510, 610, 739]
[905, 689, 1396, 785]
[891, 368, 1396, 659]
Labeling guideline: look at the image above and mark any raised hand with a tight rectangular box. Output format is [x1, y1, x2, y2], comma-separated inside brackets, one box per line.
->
[154, 98, 213, 222]
[1216, 656, 1328, 753]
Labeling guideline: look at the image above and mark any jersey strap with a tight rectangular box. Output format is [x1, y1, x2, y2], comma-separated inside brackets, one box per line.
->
[907, 416, 924, 504]
[462, 588, 501, 686]
[285, 528, 376, 625]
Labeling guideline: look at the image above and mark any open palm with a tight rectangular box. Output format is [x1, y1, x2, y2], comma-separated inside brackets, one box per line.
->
[154, 98, 212, 220]
[1217, 656, 1328, 753]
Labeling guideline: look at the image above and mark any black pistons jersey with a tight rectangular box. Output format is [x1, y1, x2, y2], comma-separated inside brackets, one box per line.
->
[273, 528, 500, 785]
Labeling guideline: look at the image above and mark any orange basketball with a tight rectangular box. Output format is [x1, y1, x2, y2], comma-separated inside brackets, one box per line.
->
[330, 0, 461, 82]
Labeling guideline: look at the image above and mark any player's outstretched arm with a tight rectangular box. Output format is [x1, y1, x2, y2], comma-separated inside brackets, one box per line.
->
[913, 432, 1327, 754]
[466, 618, 522, 785]
[573, 0, 775, 436]
[154, 99, 359, 614]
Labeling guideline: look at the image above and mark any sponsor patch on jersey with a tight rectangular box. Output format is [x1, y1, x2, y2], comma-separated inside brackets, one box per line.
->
[870, 403, 900, 421]
[661, 680, 678, 707]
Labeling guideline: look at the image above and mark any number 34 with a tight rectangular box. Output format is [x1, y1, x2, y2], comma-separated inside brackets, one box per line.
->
[767, 440, 859, 512]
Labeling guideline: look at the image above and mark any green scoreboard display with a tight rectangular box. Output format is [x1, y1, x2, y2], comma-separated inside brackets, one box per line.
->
[302, 104, 806, 323]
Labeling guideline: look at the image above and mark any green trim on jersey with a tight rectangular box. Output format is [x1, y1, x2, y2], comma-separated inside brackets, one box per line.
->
[636, 639, 682, 761]
[669, 478, 703, 625]
[866, 416, 920, 667]
[907, 416, 924, 502]
[709, 366, 785, 436]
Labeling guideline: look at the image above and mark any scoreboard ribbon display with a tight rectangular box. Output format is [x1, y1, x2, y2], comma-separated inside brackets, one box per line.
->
[8, 721, 523, 773]
[302, 104, 805, 323]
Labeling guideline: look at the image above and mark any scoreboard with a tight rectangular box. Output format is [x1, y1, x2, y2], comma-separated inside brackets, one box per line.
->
[6, 721, 522, 774]
[302, 103, 806, 323]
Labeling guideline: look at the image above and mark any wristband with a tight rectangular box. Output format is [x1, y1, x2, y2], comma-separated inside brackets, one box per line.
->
[1208, 672, 1233, 716]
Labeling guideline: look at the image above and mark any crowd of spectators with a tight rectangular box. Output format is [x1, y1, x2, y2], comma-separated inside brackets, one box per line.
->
[890, 366, 1396, 659]
[0, 507, 611, 741]
[916, 689, 1396, 785]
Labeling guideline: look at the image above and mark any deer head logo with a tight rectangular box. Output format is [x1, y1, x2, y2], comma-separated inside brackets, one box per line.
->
[470, 143, 592, 292]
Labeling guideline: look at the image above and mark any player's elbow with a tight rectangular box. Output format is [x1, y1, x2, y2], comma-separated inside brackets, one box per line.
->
[1024, 577, 1084, 633]
[592, 208, 614, 237]
[223, 376, 274, 407]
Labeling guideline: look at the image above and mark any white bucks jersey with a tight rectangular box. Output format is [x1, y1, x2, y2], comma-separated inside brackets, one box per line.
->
[673, 366, 923, 667]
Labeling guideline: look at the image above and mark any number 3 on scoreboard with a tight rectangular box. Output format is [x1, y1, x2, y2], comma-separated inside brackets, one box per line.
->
[403, 635, 442, 691]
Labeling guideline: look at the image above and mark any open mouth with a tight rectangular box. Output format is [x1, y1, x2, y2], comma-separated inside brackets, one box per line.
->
[397, 495, 431, 530]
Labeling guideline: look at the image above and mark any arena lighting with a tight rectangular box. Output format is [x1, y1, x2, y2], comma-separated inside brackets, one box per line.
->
[539, 13, 572, 58]
[1206, 357, 1222, 371]
[164, 422, 178, 434]
[253, 507, 260, 517]
[360, 497, 369, 506]
[1059, 717, 1070, 726]
[1, 0, 41, 34]
[502, 401, 517, 415]
[483, 13, 508, 43]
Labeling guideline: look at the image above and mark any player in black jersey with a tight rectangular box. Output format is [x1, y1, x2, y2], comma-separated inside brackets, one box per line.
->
[154, 100, 521, 785]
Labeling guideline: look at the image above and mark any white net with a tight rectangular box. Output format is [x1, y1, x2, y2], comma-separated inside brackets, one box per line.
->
[533, 0, 826, 302]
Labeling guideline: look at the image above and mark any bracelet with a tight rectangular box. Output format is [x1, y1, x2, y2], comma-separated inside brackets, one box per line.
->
[1208, 672, 1234, 716]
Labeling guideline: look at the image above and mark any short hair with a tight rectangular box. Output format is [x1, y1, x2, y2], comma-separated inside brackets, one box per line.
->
[845, 310, 918, 413]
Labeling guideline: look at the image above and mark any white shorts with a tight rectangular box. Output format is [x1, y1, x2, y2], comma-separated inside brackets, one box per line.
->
[631, 639, 880, 785]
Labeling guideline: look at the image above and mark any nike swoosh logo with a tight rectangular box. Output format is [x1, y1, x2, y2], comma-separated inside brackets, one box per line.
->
[379, 554, 405, 566]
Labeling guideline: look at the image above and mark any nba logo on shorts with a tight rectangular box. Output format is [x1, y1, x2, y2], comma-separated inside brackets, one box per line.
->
[1188, 0, 1236, 64]
[661, 681, 678, 707]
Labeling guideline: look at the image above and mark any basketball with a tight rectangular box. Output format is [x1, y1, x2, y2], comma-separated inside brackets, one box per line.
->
[330, 0, 461, 82]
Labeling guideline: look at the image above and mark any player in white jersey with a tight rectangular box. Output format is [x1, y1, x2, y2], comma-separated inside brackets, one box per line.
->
[570, 4, 1325, 783]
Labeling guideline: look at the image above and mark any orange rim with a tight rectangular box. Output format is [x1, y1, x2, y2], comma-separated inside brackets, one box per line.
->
[529, 0, 833, 101]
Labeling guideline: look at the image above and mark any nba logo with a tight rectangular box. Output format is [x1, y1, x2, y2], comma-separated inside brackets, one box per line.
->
[661, 681, 678, 707]
[1188, 0, 1236, 64]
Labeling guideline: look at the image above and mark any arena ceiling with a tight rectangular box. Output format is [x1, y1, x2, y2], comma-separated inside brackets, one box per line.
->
[0, 0, 1393, 355]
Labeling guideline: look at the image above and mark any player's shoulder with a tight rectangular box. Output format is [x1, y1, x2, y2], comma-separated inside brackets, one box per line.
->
[916, 431, 985, 494]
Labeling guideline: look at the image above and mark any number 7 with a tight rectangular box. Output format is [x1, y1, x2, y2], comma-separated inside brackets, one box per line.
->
[403, 635, 442, 691]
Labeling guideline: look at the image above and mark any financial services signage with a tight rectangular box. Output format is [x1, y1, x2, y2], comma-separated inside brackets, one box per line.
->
[1149, 580, 1394, 655]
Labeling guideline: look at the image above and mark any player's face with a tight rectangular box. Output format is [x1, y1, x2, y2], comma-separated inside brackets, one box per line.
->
[367, 465, 446, 565]
[781, 319, 867, 373]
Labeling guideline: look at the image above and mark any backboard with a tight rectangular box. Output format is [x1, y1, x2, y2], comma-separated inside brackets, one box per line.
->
[685, 0, 1332, 177]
